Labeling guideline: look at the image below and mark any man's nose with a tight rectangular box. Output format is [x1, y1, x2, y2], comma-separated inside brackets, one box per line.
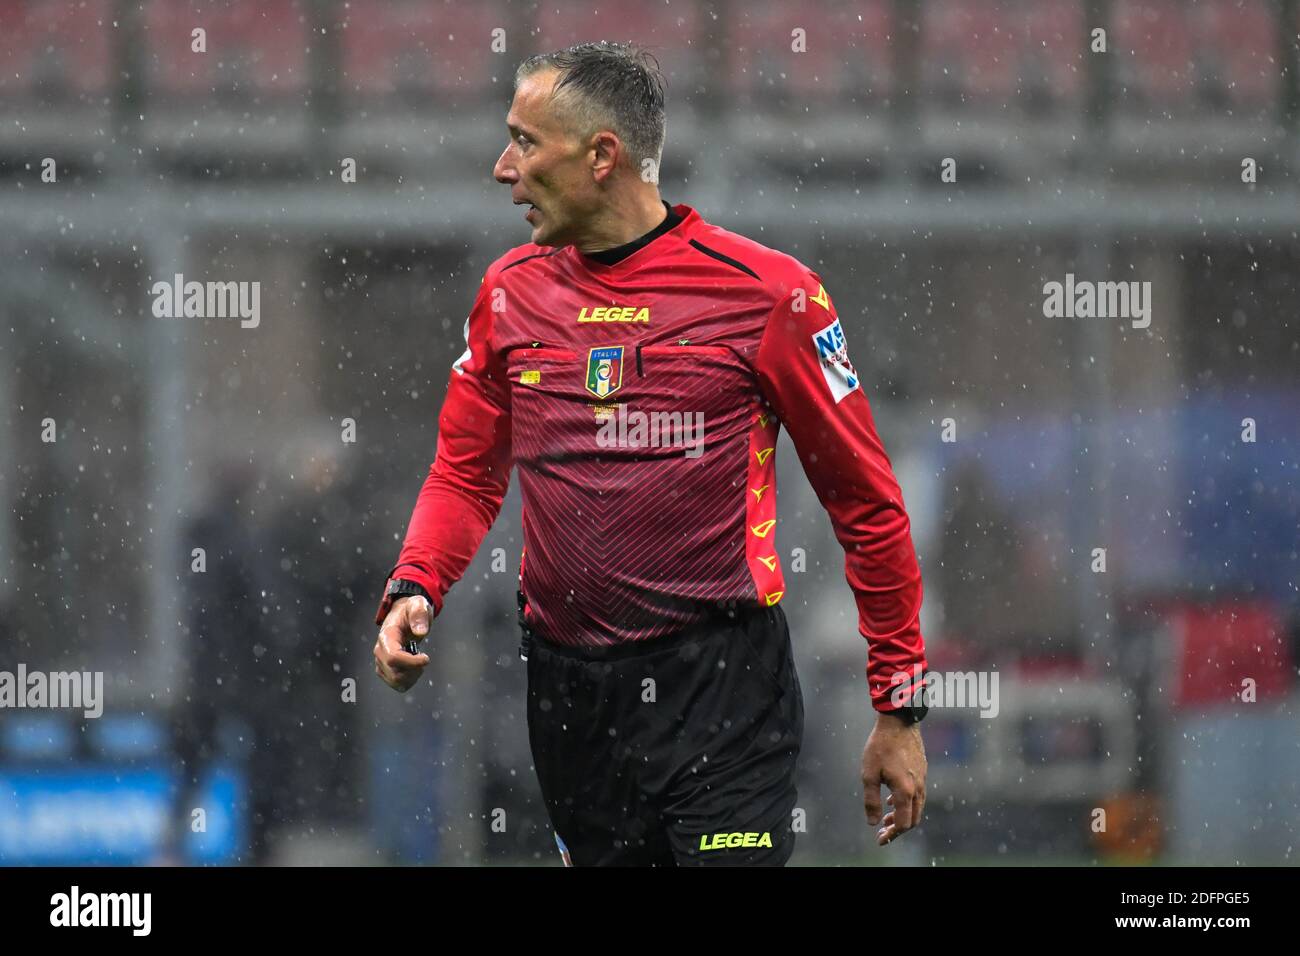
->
[493, 145, 516, 184]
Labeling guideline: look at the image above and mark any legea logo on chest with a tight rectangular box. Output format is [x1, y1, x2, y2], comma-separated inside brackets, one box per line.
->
[577, 305, 650, 323]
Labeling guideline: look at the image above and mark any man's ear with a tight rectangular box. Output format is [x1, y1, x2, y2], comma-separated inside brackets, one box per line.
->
[590, 130, 622, 183]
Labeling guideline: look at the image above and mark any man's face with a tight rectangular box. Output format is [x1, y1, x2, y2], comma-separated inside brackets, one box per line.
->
[493, 69, 600, 247]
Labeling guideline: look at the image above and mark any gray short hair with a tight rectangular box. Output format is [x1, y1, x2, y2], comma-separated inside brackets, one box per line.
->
[516, 41, 666, 170]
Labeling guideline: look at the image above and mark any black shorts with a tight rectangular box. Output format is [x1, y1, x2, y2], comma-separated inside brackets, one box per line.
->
[524, 603, 804, 866]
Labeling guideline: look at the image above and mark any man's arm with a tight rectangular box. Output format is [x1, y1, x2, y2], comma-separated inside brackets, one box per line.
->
[374, 273, 513, 626]
[754, 273, 929, 844]
[753, 275, 927, 713]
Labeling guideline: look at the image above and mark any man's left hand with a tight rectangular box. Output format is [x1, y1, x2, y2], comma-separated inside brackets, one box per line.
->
[861, 713, 927, 846]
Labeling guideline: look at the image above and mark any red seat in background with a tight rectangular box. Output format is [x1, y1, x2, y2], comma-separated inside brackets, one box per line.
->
[1021, 0, 1085, 104]
[1165, 600, 1292, 710]
[722, 0, 891, 103]
[0, 0, 113, 98]
[142, 0, 308, 100]
[534, 0, 700, 95]
[922, 0, 1020, 105]
[340, 0, 511, 100]
[1113, 0, 1196, 109]
[1190, 0, 1278, 111]
[923, 0, 1085, 110]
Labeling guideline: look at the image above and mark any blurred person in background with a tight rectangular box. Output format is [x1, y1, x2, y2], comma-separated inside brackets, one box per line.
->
[265, 430, 379, 848]
[168, 459, 278, 864]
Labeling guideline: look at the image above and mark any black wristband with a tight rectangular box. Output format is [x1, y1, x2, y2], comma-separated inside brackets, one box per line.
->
[885, 700, 928, 725]
[385, 578, 432, 604]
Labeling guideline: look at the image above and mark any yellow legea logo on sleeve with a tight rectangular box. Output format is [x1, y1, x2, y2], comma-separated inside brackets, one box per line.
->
[699, 832, 773, 851]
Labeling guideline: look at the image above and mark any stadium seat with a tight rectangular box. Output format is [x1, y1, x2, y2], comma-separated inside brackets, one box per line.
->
[722, 0, 892, 104]
[340, 0, 512, 101]
[922, 0, 1021, 106]
[534, 0, 700, 97]
[142, 0, 308, 102]
[1189, 0, 1278, 113]
[0, 0, 113, 99]
[1113, 0, 1197, 112]
[1020, 0, 1085, 109]
[921, 0, 1086, 112]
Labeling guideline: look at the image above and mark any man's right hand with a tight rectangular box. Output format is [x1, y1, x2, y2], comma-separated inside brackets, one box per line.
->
[373, 595, 432, 692]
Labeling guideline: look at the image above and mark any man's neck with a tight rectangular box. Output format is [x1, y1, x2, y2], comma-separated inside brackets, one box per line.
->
[575, 190, 669, 254]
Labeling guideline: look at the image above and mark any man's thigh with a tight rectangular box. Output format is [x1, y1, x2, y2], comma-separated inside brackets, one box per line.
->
[525, 606, 804, 867]
[658, 607, 806, 866]
[662, 728, 802, 865]
[526, 643, 677, 866]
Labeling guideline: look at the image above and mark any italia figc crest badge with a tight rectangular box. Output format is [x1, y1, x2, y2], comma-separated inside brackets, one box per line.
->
[585, 346, 624, 399]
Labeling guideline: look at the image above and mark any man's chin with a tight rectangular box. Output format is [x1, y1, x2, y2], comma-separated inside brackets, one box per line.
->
[526, 211, 570, 247]
[530, 226, 566, 248]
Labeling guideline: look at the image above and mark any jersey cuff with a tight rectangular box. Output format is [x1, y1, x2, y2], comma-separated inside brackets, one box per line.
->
[870, 659, 928, 712]
[374, 564, 442, 626]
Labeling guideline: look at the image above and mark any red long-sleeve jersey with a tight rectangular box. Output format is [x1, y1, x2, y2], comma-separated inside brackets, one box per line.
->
[376, 203, 927, 711]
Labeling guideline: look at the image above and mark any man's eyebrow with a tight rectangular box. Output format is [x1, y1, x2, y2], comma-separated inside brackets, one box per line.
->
[507, 120, 538, 138]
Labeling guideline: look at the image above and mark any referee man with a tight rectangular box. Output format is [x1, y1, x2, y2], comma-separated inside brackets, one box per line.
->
[373, 41, 929, 866]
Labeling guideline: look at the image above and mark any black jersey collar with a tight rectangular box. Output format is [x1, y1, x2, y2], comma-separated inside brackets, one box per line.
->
[580, 201, 683, 266]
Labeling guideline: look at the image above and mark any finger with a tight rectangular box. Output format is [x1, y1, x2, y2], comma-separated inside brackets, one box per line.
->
[405, 596, 432, 638]
[876, 811, 896, 845]
[373, 637, 403, 684]
[374, 650, 403, 687]
[374, 640, 414, 691]
[863, 781, 883, 826]
[378, 624, 430, 668]
[379, 624, 423, 666]
[380, 659, 417, 693]
[891, 786, 915, 833]
[862, 755, 884, 825]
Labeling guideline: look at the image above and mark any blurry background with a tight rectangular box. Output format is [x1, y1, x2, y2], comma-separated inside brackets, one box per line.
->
[0, 0, 1297, 865]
